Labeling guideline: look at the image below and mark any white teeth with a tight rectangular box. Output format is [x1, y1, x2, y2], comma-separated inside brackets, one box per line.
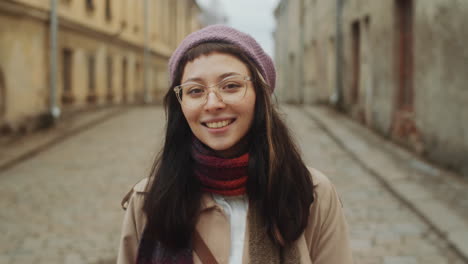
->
[206, 120, 232, 128]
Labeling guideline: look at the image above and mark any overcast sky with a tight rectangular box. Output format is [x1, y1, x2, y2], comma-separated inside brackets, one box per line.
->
[196, 0, 280, 57]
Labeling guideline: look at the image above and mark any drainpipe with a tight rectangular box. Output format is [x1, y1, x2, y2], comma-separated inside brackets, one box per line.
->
[282, 0, 293, 104]
[335, 0, 344, 111]
[49, 0, 60, 120]
[284, 0, 290, 103]
[143, 0, 151, 103]
[298, 0, 305, 104]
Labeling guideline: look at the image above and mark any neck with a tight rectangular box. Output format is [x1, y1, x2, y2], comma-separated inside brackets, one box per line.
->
[214, 137, 250, 158]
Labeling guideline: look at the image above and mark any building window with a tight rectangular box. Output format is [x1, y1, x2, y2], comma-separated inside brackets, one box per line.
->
[105, 0, 112, 21]
[87, 54, 96, 103]
[122, 58, 128, 103]
[120, 1, 127, 30]
[133, 1, 140, 33]
[0, 68, 5, 119]
[61, 48, 74, 104]
[135, 62, 142, 101]
[86, 0, 94, 12]
[106, 56, 113, 102]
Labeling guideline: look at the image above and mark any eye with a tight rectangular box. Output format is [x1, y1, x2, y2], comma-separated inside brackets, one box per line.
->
[188, 88, 203, 94]
[185, 85, 206, 97]
[221, 81, 242, 91]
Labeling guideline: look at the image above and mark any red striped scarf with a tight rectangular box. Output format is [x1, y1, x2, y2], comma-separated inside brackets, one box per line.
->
[192, 139, 249, 196]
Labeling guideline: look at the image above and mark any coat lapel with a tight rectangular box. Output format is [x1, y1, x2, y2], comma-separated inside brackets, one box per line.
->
[195, 195, 302, 264]
[196, 193, 231, 263]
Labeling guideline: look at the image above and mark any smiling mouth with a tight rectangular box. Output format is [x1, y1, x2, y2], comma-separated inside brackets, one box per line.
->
[203, 119, 235, 129]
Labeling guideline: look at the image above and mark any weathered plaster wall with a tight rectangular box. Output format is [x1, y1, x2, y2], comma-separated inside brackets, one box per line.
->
[339, 0, 468, 175]
[274, 0, 304, 104]
[0, 0, 201, 131]
[307, 0, 336, 104]
[0, 15, 48, 128]
[342, 0, 395, 133]
[275, 0, 468, 175]
[413, 0, 468, 174]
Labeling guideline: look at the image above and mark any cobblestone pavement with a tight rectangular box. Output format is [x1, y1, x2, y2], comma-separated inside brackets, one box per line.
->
[0, 105, 466, 263]
[0, 107, 165, 264]
[282, 105, 466, 264]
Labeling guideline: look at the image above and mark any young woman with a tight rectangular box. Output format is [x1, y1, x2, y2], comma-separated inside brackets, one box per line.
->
[117, 25, 353, 264]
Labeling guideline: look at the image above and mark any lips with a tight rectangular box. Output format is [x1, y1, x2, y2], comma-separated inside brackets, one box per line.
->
[202, 118, 235, 129]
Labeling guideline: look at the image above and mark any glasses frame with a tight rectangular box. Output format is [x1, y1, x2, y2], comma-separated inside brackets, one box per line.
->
[173, 75, 251, 108]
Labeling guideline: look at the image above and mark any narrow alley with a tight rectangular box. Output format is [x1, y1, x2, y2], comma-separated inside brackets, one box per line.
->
[0, 105, 466, 264]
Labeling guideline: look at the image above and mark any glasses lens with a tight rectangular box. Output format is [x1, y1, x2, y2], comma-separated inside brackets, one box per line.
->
[179, 83, 206, 108]
[217, 76, 247, 103]
[176, 76, 248, 108]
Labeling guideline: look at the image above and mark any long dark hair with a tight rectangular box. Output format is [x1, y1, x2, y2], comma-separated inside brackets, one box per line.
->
[141, 42, 314, 252]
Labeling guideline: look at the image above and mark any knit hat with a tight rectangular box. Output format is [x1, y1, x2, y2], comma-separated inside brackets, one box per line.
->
[168, 24, 276, 93]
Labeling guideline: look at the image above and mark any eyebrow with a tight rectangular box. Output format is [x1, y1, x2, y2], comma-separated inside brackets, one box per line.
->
[183, 72, 242, 84]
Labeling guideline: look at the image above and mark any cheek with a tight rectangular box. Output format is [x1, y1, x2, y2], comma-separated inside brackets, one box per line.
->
[246, 94, 256, 123]
[247, 105, 255, 127]
[181, 107, 198, 126]
[235, 98, 256, 132]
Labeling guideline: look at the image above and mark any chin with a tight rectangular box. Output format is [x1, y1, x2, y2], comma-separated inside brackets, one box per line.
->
[205, 141, 235, 152]
[205, 138, 249, 158]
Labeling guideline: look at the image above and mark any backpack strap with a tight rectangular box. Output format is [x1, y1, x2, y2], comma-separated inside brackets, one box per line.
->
[193, 230, 219, 264]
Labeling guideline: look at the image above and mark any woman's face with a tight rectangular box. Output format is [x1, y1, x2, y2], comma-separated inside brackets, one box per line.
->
[180, 52, 256, 157]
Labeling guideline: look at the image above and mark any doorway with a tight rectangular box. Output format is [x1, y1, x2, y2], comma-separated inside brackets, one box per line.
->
[0, 69, 5, 121]
[122, 57, 128, 103]
[351, 21, 360, 105]
[392, 0, 415, 139]
[395, 0, 414, 112]
[135, 62, 142, 102]
[106, 55, 114, 102]
[62, 48, 73, 104]
[362, 16, 373, 126]
[327, 37, 336, 103]
[86, 54, 97, 103]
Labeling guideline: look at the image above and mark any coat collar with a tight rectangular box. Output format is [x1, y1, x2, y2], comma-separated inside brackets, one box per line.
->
[199, 193, 218, 211]
[126, 171, 320, 211]
[198, 167, 321, 212]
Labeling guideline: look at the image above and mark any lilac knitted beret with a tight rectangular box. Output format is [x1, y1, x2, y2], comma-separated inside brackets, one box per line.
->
[168, 24, 276, 93]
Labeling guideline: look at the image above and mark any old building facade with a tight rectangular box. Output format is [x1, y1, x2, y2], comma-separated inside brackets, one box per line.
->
[0, 0, 202, 132]
[275, 0, 468, 176]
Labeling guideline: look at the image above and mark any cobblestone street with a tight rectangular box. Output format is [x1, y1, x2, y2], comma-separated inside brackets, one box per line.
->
[0, 107, 166, 264]
[283, 106, 467, 264]
[0, 105, 466, 264]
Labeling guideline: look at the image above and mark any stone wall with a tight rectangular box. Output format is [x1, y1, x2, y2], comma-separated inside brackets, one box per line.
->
[304, 0, 336, 104]
[0, 14, 48, 131]
[275, 0, 337, 104]
[274, 0, 468, 176]
[274, 0, 303, 104]
[341, 0, 468, 175]
[412, 0, 468, 174]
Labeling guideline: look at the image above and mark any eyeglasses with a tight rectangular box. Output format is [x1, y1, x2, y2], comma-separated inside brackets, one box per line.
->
[173, 75, 251, 109]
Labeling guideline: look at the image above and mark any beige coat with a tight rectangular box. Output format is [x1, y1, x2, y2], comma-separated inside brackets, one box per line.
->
[117, 168, 354, 264]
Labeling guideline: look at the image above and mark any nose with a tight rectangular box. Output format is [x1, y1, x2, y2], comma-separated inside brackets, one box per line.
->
[203, 90, 225, 111]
